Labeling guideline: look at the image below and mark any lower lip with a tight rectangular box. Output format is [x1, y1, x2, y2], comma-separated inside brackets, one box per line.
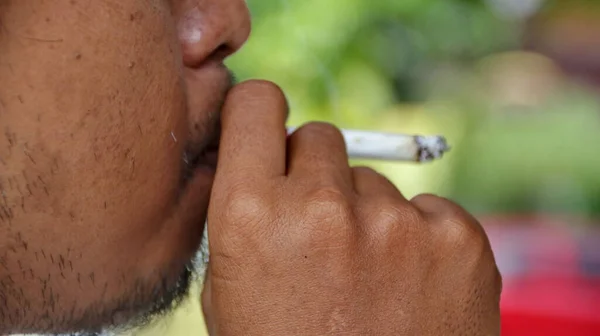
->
[192, 150, 219, 176]
[203, 150, 219, 170]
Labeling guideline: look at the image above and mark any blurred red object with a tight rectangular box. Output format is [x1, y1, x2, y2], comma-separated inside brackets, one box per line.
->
[482, 215, 600, 336]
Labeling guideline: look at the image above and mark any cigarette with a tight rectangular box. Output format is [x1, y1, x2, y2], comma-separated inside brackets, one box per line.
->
[287, 127, 450, 163]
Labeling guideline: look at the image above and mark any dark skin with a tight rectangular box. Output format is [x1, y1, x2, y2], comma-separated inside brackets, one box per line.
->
[0, 0, 502, 335]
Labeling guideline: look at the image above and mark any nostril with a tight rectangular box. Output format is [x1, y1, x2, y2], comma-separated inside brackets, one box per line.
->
[177, 2, 250, 67]
[212, 44, 235, 62]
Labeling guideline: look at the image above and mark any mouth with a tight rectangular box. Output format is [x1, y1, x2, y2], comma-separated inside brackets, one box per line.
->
[180, 91, 224, 184]
[187, 140, 220, 171]
[180, 65, 236, 187]
[182, 127, 220, 185]
[179, 139, 219, 196]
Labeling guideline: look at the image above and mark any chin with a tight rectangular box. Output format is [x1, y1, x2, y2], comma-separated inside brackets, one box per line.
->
[108, 235, 210, 335]
[122, 261, 195, 331]
[111, 262, 197, 334]
[97, 198, 211, 334]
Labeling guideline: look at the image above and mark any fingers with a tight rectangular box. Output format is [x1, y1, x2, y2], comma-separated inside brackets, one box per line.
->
[351, 169, 485, 243]
[411, 193, 490, 249]
[351, 166, 405, 200]
[411, 194, 481, 227]
[217, 80, 289, 181]
[287, 122, 353, 190]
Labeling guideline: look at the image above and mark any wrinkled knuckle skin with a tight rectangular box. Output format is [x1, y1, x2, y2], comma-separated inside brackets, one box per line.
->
[370, 202, 423, 238]
[304, 186, 353, 225]
[214, 189, 273, 261]
[440, 215, 489, 255]
[410, 192, 446, 211]
[221, 186, 271, 225]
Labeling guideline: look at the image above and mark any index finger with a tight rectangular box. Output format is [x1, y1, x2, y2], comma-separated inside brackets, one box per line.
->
[216, 80, 289, 180]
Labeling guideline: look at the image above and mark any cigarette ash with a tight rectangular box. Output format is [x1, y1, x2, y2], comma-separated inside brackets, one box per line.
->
[414, 135, 450, 162]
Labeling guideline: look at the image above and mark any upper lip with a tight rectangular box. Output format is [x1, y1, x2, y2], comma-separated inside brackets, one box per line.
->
[181, 61, 234, 176]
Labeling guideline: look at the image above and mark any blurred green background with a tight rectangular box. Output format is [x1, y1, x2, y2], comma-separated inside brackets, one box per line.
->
[136, 0, 600, 334]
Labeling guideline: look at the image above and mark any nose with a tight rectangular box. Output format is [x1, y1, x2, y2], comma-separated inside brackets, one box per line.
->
[176, 0, 251, 67]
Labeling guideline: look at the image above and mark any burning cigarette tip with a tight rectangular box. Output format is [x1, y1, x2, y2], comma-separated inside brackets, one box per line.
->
[415, 135, 451, 162]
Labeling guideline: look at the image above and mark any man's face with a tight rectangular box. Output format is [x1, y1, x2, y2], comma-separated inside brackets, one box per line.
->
[0, 0, 250, 333]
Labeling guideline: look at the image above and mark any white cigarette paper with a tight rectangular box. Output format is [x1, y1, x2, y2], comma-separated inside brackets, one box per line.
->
[287, 127, 450, 163]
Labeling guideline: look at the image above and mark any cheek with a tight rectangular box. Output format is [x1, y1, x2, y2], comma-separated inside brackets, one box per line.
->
[0, 0, 191, 326]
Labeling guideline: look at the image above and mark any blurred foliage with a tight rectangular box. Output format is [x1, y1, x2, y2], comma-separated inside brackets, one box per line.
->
[227, 0, 600, 218]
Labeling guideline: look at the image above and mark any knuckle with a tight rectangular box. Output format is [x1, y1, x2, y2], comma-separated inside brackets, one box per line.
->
[353, 165, 379, 178]
[410, 193, 447, 213]
[398, 203, 423, 223]
[411, 193, 490, 250]
[298, 121, 343, 141]
[304, 186, 352, 223]
[410, 192, 439, 204]
[440, 216, 488, 252]
[412, 193, 470, 218]
[352, 165, 371, 173]
[362, 200, 423, 240]
[377, 202, 421, 227]
[222, 185, 271, 225]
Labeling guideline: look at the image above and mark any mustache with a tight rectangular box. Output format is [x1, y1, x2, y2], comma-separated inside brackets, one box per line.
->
[180, 70, 237, 183]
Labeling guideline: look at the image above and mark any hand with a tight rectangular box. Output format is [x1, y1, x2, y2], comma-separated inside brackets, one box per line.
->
[202, 80, 502, 336]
